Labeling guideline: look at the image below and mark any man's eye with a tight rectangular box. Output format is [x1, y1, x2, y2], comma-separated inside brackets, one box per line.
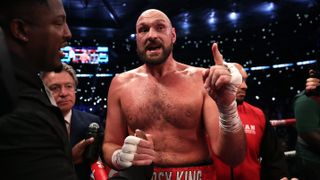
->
[50, 86, 59, 92]
[140, 27, 149, 33]
[66, 84, 74, 89]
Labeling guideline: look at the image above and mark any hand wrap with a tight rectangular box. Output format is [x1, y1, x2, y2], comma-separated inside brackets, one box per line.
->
[218, 63, 242, 132]
[218, 101, 242, 132]
[223, 62, 242, 95]
[111, 136, 141, 169]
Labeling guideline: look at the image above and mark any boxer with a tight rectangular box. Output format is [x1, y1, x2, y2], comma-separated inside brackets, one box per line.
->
[103, 9, 246, 180]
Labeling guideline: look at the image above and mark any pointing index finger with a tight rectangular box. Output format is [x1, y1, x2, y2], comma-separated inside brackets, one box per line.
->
[212, 43, 224, 65]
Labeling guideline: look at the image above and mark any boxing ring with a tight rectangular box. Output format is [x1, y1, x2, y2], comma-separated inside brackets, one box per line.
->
[270, 118, 297, 157]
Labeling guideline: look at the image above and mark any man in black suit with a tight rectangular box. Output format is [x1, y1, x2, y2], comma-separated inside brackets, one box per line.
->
[41, 63, 103, 180]
[0, 0, 77, 179]
[0, 27, 17, 116]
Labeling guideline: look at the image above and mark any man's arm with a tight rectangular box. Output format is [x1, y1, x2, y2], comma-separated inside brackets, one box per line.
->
[260, 119, 289, 180]
[102, 75, 155, 170]
[294, 95, 320, 153]
[203, 43, 246, 167]
[102, 75, 129, 169]
[203, 93, 246, 167]
[0, 108, 77, 179]
[299, 129, 320, 152]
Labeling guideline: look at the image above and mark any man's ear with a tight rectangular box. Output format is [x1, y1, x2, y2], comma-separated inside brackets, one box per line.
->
[10, 18, 29, 42]
[171, 27, 176, 44]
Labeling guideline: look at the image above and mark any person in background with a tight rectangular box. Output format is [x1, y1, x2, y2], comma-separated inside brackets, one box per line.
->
[103, 9, 246, 179]
[293, 68, 320, 180]
[41, 62, 104, 180]
[0, 27, 17, 116]
[0, 0, 77, 179]
[305, 71, 320, 94]
[213, 63, 290, 180]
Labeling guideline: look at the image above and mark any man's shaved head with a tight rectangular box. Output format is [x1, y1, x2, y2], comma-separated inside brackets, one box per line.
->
[136, 9, 172, 28]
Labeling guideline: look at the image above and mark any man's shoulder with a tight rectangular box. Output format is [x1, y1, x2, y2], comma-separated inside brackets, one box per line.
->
[294, 92, 309, 102]
[177, 63, 204, 76]
[113, 67, 144, 82]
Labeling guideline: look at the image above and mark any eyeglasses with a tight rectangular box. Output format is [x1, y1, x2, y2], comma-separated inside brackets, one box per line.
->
[48, 83, 76, 95]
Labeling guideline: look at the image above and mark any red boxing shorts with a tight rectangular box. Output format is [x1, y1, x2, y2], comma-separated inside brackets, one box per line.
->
[152, 164, 216, 180]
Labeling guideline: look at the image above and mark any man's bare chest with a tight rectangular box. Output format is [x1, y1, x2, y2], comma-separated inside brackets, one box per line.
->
[120, 81, 203, 130]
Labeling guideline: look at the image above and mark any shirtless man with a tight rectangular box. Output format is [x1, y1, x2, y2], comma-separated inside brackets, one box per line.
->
[103, 9, 246, 179]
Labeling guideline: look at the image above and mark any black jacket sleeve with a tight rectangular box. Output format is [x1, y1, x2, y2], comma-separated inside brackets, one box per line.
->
[260, 118, 289, 180]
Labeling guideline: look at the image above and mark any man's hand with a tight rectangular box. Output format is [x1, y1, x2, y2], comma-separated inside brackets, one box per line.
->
[111, 129, 155, 170]
[203, 43, 242, 106]
[72, 137, 94, 164]
[306, 77, 320, 93]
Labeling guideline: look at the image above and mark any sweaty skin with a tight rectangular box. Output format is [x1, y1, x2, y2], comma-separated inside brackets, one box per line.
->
[103, 9, 245, 168]
[112, 64, 213, 165]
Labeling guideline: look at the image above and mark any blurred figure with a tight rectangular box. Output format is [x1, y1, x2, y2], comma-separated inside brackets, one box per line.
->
[293, 68, 320, 180]
[0, 27, 17, 116]
[41, 63, 103, 180]
[214, 63, 290, 180]
[103, 9, 246, 179]
[305, 69, 320, 95]
[80, 49, 91, 63]
[0, 0, 77, 179]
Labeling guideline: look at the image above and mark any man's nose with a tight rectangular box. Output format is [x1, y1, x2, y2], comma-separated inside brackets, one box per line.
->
[59, 86, 69, 95]
[147, 28, 158, 39]
[64, 23, 72, 40]
[241, 82, 248, 90]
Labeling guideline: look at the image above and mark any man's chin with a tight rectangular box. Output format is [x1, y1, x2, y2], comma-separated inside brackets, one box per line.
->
[145, 58, 166, 65]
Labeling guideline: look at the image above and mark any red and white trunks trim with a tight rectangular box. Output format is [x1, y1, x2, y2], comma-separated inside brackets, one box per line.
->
[152, 164, 215, 180]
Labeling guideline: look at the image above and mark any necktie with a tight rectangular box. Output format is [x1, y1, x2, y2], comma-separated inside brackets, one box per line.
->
[65, 120, 70, 138]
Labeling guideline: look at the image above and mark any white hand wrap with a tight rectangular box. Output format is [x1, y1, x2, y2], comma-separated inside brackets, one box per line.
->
[218, 63, 242, 132]
[111, 136, 141, 169]
[219, 101, 242, 132]
[224, 62, 242, 94]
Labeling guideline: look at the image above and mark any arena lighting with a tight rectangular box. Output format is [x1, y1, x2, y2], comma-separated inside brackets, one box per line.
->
[95, 73, 113, 77]
[77, 73, 113, 78]
[257, 2, 276, 12]
[129, 33, 136, 39]
[228, 12, 239, 21]
[250, 66, 271, 71]
[272, 63, 294, 69]
[296, 59, 317, 66]
[182, 14, 190, 30]
[245, 60, 315, 71]
[266, 2, 275, 11]
[77, 26, 90, 31]
[77, 74, 94, 78]
[207, 11, 216, 24]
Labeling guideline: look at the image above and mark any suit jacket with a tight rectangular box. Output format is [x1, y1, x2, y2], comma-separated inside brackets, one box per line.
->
[0, 28, 17, 116]
[70, 109, 102, 180]
[0, 55, 77, 179]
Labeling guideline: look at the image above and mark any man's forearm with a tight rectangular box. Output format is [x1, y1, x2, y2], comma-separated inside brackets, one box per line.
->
[216, 127, 246, 167]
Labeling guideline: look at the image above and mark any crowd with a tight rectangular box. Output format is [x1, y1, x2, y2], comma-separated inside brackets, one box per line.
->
[0, 1, 318, 180]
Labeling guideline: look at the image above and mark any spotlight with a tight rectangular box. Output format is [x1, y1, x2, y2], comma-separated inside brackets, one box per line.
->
[228, 12, 239, 21]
